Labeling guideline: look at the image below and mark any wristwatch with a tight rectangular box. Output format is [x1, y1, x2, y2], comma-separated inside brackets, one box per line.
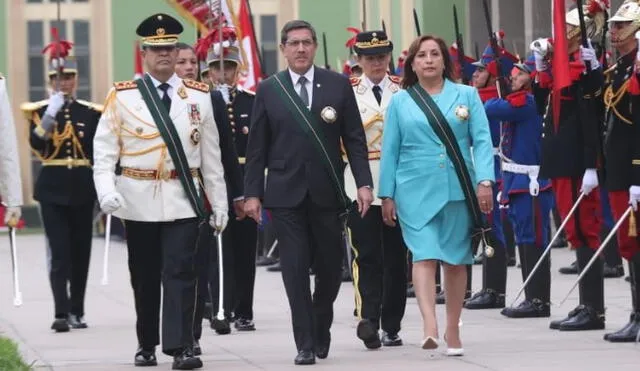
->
[479, 180, 492, 187]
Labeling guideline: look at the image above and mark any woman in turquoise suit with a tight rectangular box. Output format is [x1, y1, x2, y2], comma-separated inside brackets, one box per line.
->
[378, 35, 495, 355]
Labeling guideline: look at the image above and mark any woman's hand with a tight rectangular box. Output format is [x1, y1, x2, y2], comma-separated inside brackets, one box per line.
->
[382, 198, 397, 227]
[476, 183, 494, 214]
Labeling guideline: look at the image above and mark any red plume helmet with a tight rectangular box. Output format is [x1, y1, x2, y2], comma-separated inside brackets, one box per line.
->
[194, 14, 237, 61]
[42, 27, 73, 72]
[345, 27, 361, 48]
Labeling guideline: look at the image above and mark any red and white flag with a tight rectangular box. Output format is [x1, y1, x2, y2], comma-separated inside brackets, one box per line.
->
[133, 41, 144, 79]
[223, 0, 263, 92]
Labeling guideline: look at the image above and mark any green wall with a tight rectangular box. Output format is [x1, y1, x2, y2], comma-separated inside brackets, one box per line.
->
[111, 0, 197, 82]
[298, 0, 357, 71]
[0, 0, 7, 76]
[419, 0, 466, 46]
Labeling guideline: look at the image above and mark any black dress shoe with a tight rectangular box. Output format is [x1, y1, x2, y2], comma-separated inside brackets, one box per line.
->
[234, 318, 256, 331]
[464, 289, 505, 309]
[172, 349, 203, 370]
[558, 305, 605, 331]
[604, 313, 640, 342]
[603, 264, 625, 278]
[193, 340, 202, 356]
[356, 319, 381, 349]
[51, 318, 70, 333]
[68, 314, 88, 329]
[134, 347, 157, 367]
[210, 316, 231, 335]
[501, 299, 550, 318]
[294, 350, 316, 365]
[315, 343, 330, 359]
[558, 261, 578, 274]
[381, 332, 403, 346]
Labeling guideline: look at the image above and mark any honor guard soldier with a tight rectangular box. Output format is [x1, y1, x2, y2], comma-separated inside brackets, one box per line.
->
[21, 40, 102, 332]
[463, 43, 517, 310]
[199, 61, 210, 85]
[484, 55, 554, 318]
[601, 0, 640, 342]
[530, 1, 607, 331]
[346, 30, 408, 349]
[205, 44, 258, 332]
[0, 73, 23, 228]
[92, 13, 228, 370]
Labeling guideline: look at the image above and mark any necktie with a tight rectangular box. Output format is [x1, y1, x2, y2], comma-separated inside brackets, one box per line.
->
[158, 83, 172, 111]
[372, 85, 382, 105]
[298, 76, 309, 107]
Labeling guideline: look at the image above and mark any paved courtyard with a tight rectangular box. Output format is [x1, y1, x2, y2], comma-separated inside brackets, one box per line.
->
[1, 233, 639, 370]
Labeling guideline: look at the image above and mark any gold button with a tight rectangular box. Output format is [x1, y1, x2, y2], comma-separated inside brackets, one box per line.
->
[66, 149, 72, 154]
[230, 121, 235, 127]
[66, 120, 72, 125]
[227, 106, 233, 112]
[232, 128, 236, 133]
[64, 115, 70, 119]
[66, 142, 72, 147]
[228, 114, 234, 120]
[64, 108, 70, 113]
[78, 132, 84, 138]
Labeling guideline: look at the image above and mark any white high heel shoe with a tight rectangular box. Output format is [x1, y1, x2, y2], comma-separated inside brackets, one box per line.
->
[443, 333, 464, 356]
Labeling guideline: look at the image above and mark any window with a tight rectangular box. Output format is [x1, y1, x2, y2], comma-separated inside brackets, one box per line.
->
[73, 20, 91, 100]
[260, 15, 277, 76]
[26, 0, 43, 3]
[27, 21, 45, 101]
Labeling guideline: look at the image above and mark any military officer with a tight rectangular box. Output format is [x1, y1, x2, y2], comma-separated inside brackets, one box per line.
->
[0, 73, 23, 227]
[206, 44, 258, 332]
[21, 49, 101, 332]
[92, 13, 228, 370]
[345, 30, 407, 349]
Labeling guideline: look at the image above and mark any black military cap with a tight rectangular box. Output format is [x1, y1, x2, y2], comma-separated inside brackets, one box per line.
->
[353, 30, 393, 56]
[136, 13, 184, 47]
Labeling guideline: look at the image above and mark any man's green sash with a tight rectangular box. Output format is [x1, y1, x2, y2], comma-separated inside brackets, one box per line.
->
[136, 75, 207, 219]
[407, 84, 495, 256]
[269, 71, 352, 211]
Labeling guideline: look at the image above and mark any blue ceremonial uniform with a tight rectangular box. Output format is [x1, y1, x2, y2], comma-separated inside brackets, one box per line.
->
[378, 79, 494, 265]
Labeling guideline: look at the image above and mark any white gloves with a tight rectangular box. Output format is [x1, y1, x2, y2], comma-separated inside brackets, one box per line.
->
[630, 186, 640, 211]
[580, 168, 599, 195]
[580, 39, 600, 71]
[4, 207, 21, 227]
[530, 38, 550, 72]
[100, 192, 125, 214]
[209, 208, 229, 232]
[45, 92, 65, 117]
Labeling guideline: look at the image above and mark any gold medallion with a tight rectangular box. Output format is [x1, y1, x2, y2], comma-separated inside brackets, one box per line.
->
[190, 128, 201, 145]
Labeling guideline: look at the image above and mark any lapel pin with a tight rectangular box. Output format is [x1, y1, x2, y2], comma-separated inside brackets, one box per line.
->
[316, 83, 321, 88]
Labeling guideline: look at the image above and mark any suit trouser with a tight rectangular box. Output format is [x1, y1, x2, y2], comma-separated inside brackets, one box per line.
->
[270, 196, 344, 352]
[40, 202, 94, 319]
[124, 218, 200, 356]
[348, 205, 407, 335]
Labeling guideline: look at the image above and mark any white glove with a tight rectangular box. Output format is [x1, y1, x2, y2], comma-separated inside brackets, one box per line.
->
[4, 207, 21, 227]
[530, 39, 549, 72]
[580, 39, 600, 70]
[100, 192, 125, 214]
[210, 208, 229, 232]
[45, 92, 65, 117]
[496, 191, 502, 203]
[630, 186, 640, 211]
[580, 168, 599, 195]
[217, 84, 231, 104]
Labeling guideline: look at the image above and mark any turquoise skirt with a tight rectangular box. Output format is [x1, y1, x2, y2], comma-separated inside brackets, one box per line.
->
[399, 200, 473, 265]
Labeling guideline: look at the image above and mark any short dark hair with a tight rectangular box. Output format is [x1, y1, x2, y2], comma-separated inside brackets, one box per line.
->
[402, 35, 455, 88]
[175, 42, 195, 52]
[280, 20, 317, 45]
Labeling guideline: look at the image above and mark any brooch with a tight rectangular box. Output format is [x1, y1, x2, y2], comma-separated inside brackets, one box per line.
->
[188, 104, 201, 125]
[321, 106, 337, 123]
[190, 128, 201, 145]
[455, 105, 470, 121]
[177, 86, 188, 99]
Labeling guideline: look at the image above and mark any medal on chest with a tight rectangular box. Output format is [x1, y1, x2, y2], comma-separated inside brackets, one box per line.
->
[188, 103, 201, 125]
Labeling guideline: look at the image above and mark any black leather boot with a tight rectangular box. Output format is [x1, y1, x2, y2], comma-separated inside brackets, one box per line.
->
[465, 241, 506, 309]
[503, 215, 517, 266]
[558, 246, 605, 331]
[501, 244, 550, 318]
[604, 253, 640, 342]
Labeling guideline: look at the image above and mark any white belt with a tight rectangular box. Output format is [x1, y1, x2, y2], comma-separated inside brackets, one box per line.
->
[501, 162, 540, 196]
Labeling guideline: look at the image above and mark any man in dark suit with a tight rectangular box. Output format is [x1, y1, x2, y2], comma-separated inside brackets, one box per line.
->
[244, 20, 374, 365]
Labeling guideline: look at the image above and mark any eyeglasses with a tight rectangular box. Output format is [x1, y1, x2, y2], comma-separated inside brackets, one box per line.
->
[284, 39, 315, 48]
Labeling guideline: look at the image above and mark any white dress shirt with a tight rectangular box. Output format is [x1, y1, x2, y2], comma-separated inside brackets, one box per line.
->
[147, 72, 181, 98]
[288, 66, 315, 108]
[364, 74, 388, 92]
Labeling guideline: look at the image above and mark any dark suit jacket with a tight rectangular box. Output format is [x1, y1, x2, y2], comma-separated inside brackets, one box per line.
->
[210, 90, 244, 206]
[244, 66, 372, 209]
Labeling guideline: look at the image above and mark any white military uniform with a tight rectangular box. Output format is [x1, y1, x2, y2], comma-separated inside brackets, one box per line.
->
[0, 74, 23, 208]
[344, 74, 400, 206]
[92, 72, 228, 221]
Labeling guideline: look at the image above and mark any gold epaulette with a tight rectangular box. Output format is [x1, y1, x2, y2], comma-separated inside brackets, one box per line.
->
[183, 79, 210, 93]
[114, 80, 137, 91]
[350, 76, 361, 86]
[389, 75, 401, 84]
[19, 100, 48, 119]
[76, 99, 104, 113]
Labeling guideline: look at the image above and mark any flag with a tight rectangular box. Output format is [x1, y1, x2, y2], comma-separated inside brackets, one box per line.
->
[225, 0, 263, 92]
[133, 41, 143, 79]
[551, 0, 571, 130]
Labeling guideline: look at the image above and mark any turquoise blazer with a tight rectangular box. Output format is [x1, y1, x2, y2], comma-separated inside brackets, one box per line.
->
[378, 79, 495, 230]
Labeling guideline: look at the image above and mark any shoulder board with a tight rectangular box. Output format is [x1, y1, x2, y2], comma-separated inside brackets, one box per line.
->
[350, 76, 361, 86]
[114, 80, 137, 91]
[76, 99, 104, 113]
[183, 79, 210, 93]
[389, 75, 401, 84]
[20, 100, 48, 113]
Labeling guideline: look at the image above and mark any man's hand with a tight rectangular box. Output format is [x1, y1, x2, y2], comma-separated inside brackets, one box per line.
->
[45, 92, 65, 117]
[100, 192, 125, 214]
[630, 186, 640, 211]
[381, 198, 397, 227]
[210, 208, 229, 232]
[233, 199, 246, 220]
[580, 168, 599, 195]
[244, 197, 262, 224]
[477, 183, 494, 214]
[357, 186, 373, 218]
[3, 207, 21, 228]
